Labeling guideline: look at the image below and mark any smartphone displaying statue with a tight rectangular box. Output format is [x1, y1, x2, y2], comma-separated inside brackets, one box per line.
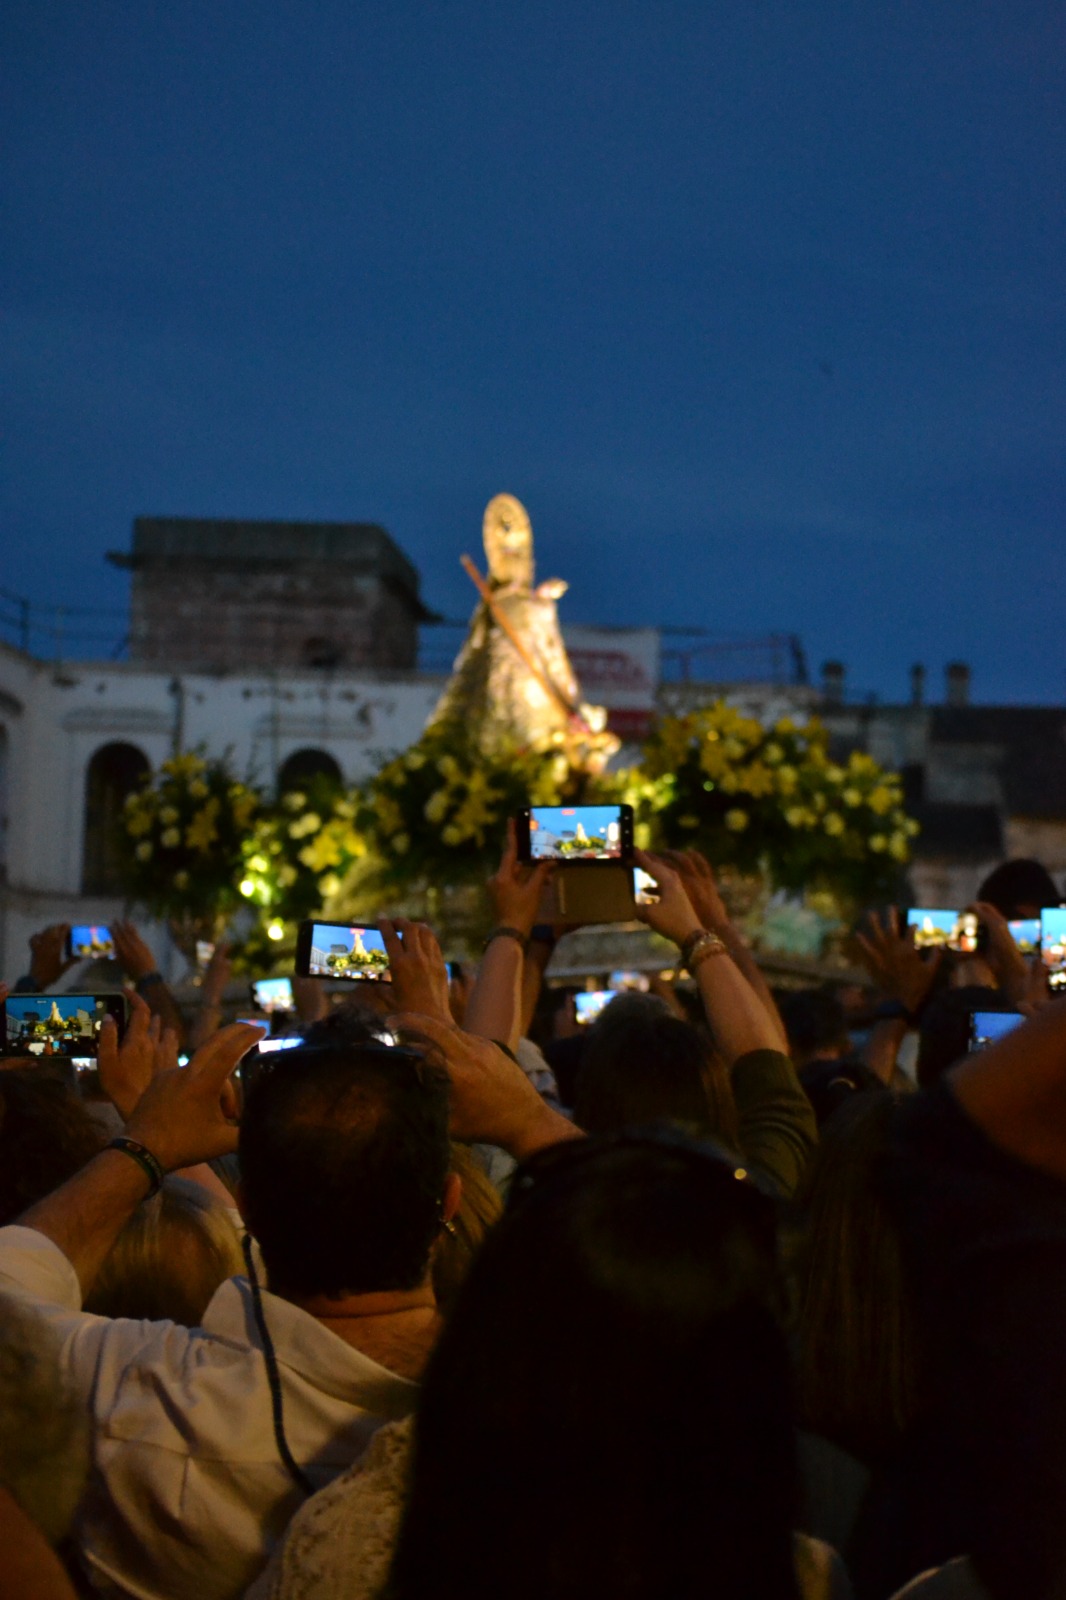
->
[516, 804, 633, 864]
[295, 922, 392, 981]
[1, 992, 128, 1066]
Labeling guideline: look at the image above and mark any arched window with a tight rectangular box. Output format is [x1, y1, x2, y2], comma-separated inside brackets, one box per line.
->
[278, 748, 343, 795]
[83, 742, 151, 894]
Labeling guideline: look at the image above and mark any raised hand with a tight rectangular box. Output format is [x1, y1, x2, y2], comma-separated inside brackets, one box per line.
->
[111, 920, 159, 983]
[124, 1022, 264, 1172]
[633, 850, 701, 949]
[28, 924, 75, 989]
[855, 907, 942, 1016]
[659, 849, 730, 931]
[199, 942, 233, 1008]
[971, 901, 1029, 1003]
[386, 1011, 580, 1158]
[487, 819, 554, 938]
[379, 917, 452, 1023]
[97, 992, 162, 1120]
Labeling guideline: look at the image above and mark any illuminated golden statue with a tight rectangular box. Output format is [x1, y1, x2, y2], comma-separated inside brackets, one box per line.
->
[428, 493, 618, 773]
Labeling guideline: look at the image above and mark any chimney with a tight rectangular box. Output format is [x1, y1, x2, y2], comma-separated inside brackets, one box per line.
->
[945, 661, 971, 708]
[821, 660, 846, 708]
[909, 664, 926, 707]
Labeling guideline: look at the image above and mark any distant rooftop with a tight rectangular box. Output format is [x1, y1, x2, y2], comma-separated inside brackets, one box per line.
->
[108, 516, 430, 614]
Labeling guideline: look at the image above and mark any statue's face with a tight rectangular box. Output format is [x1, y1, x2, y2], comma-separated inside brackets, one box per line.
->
[483, 494, 534, 586]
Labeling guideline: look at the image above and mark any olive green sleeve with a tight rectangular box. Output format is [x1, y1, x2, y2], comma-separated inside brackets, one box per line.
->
[732, 1048, 818, 1198]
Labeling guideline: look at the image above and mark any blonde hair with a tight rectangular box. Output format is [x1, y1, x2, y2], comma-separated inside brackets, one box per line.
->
[86, 1176, 244, 1326]
[432, 1144, 504, 1314]
[0, 1293, 88, 1544]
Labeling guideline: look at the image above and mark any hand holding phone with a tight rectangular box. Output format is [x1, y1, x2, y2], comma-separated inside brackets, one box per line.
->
[632, 851, 701, 948]
[379, 917, 451, 1022]
[488, 818, 555, 937]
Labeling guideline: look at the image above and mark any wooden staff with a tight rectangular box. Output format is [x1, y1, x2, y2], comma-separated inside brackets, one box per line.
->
[460, 554, 589, 730]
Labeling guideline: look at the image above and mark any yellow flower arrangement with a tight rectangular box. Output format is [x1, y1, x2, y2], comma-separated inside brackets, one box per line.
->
[120, 749, 261, 929]
[636, 700, 918, 903]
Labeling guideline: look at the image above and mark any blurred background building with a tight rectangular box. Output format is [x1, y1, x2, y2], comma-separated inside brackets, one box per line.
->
[1, 517, 1064, 973]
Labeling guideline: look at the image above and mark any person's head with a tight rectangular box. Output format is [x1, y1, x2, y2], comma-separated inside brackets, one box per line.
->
[779, 988, 851, 1067]
[0, 1293, 88, 1545]
[238, 1041, 453, 1300]
[795, 1093, 921, 1462]
[388, 1131, 798, 1600]
[574, 992, 738, 1148]
[915, 986, 1016, 1089]
[976, 857, 1061, 920]
[85, 1176, 245, 1325]
[0, 1070, 106, 1226]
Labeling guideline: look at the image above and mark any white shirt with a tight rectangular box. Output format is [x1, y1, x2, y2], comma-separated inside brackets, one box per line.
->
[0, 1226, 419, 1600]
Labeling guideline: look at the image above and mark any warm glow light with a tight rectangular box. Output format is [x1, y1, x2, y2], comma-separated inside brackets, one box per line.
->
[733, 1168, 748, 1181]
[266, 921, 285, 941]
[239, 878, 256, 898]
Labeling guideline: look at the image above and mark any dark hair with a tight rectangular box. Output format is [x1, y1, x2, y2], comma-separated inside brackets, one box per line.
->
[976, 858, 1061, 919]
[779, 988, 849, 1061]
[386, 1132, 798, 1600]
[574, 994, 739, 1147]
[795, 1093, 921, 1464]
[238, 1043, 451, 1299]
[915, 986, 1015, 1089]
[0, 1072, 106, 1225]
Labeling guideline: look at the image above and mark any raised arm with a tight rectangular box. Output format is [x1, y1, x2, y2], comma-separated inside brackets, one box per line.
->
[635, 851, 782, 1063]
[17, 1022, 262, 1296]
[950, 995, 1066, 1179]
[662, 850, 789, 1052]
[112, 920, 187, 1049]
[463, 822, 552, 1052]
[636, 851, 816, 1194]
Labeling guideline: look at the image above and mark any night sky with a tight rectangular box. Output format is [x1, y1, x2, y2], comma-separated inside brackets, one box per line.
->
[4, 2, 1064, 702]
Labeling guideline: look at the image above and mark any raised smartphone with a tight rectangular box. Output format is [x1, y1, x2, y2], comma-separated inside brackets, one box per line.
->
[295, 921, 391, 981]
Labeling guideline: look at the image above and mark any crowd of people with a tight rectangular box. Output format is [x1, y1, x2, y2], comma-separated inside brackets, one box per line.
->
[1, 833, 1065, 1600]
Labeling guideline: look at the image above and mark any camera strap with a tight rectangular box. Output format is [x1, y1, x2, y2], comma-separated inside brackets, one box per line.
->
[242, 1233, 315, 1497]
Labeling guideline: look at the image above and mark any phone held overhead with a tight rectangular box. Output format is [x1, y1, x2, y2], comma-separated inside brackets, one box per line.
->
[295, 921, 393, 982]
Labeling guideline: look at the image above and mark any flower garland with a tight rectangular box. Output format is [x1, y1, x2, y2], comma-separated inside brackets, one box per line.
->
[635, 703, 918, 904]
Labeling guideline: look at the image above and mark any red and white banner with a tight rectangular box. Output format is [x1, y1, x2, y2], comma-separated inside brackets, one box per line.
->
[563, 627, 660, 742]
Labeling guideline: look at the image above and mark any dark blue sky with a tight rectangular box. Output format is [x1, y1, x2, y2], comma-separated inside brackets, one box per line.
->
[4, 1, 1064, 701]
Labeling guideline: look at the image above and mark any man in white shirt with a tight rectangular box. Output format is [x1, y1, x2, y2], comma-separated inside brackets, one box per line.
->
[0, 1021, 459, 1600]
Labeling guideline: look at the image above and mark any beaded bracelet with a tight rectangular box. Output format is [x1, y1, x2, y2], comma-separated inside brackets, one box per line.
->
[108, 1136, 165, 1197]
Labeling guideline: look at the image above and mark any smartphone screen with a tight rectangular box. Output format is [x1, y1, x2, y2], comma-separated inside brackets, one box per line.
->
[520, 804, 632, 863]
[2, 993, 127, 1059]
[574, 989, 616, 1025]
[634, 866, 660, 906]
[1041, 907, 1066, 990]
[252, 977, 295, 1014]
[609, 969, 649, 991]
[256, 1036, 305, 1054]
[297, 921, 391, 981]
[906, 909, 982, 953]
[968, 1010, 1025, 1050]
[68, 925, 115, 960]
[1007, 917, 1041, 956]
